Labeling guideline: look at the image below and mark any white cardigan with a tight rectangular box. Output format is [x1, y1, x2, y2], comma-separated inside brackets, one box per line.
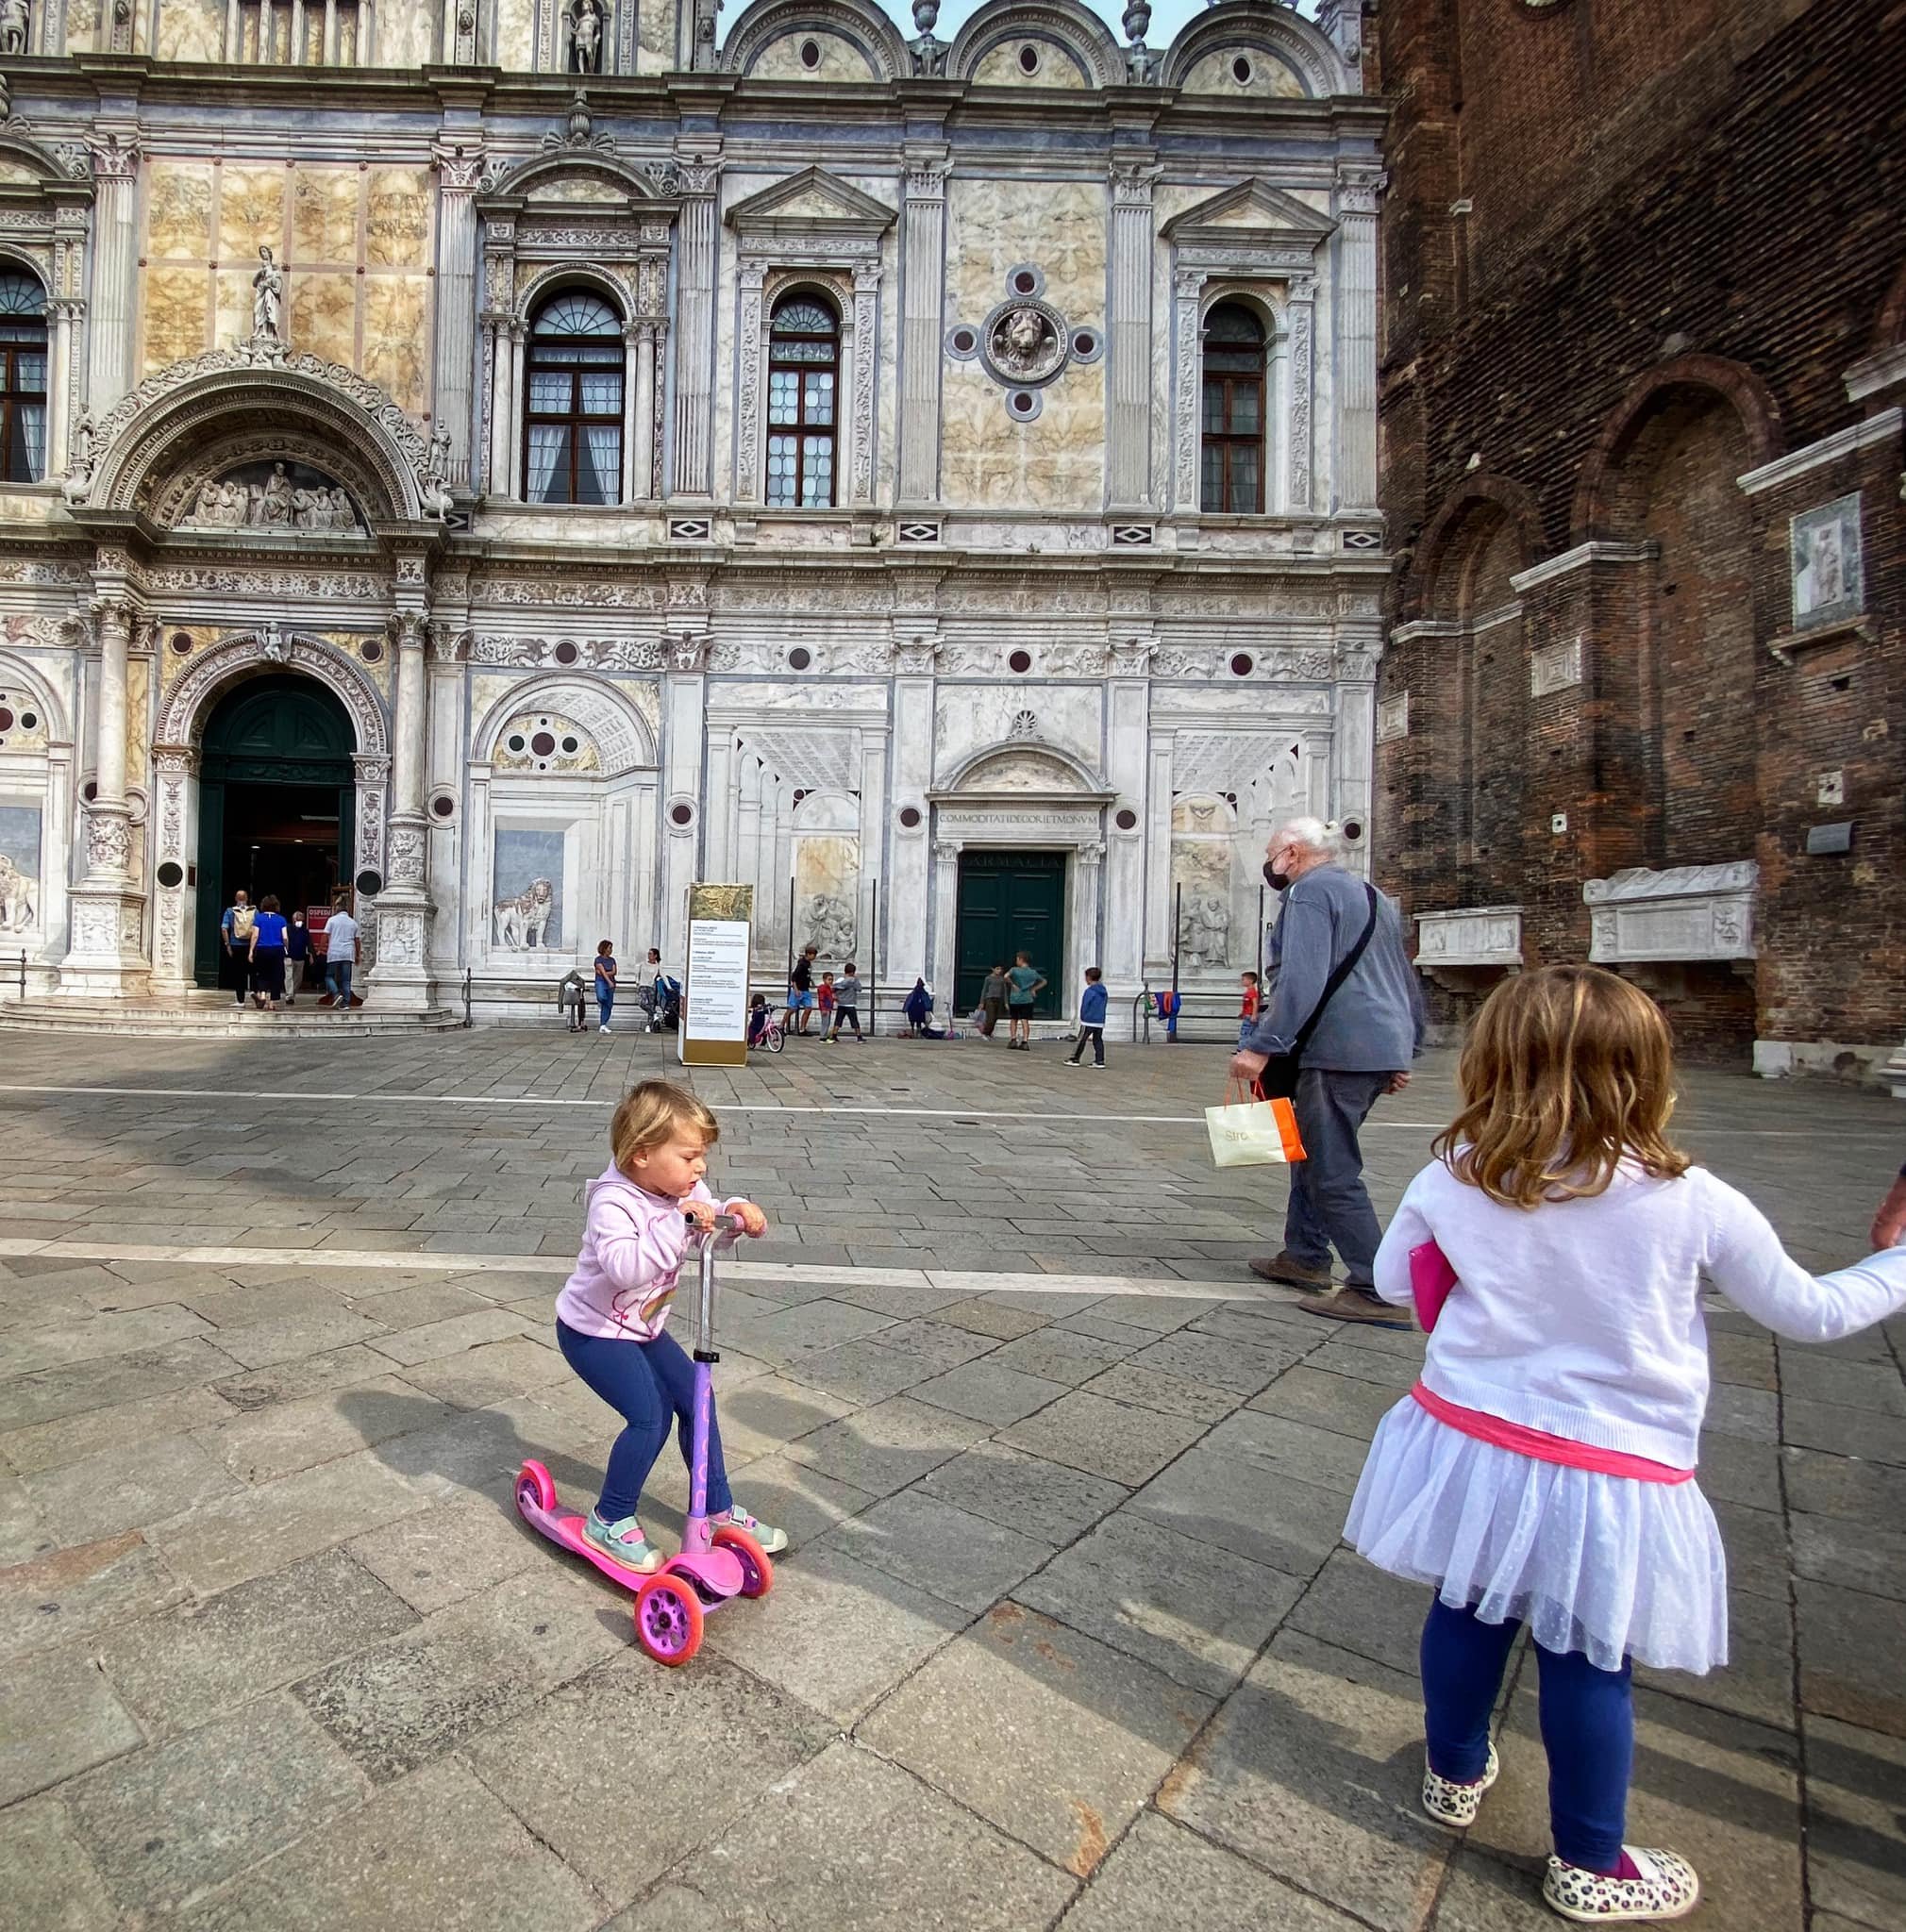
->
[1372, 1158, 1906, 1469]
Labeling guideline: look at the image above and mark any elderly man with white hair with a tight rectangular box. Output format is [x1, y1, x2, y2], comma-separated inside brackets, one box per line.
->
[1231, 817, 1425, 1324]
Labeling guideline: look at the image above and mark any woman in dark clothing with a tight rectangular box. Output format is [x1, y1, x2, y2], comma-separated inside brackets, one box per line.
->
[285, 908, 311, 1005]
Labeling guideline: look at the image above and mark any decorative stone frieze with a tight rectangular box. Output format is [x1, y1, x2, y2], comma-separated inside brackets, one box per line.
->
[1584, 864, 1758, 964]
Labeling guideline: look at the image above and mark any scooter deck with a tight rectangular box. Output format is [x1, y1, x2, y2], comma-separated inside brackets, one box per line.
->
[517, 1480, 746, 1600]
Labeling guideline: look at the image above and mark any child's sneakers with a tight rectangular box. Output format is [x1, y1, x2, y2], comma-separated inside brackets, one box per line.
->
[583, 1508, 662, 1574]
[1421, 1744, 1499, 1828]
[1542, 1847, 1699, 1923]
[723, 1504, 788, 1554]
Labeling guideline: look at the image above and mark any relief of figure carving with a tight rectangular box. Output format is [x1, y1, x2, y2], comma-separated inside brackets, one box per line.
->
[989, 304, 1062, 383]
[421, 424, 455, 518]
[0, 852, 35, 932]
[60, 411, 94, 506]
[493, 877, 556, 949]
[569, 0, 602, 72]
[804, 892, 855, 961]
[194, 481, 223, 525]
[291, 488, 319, 529]
[251, 244, 283, 340]
[329, 486, 355, 528]
[260, 462, 293, 525]
[0, 0, 30, 58]
[1180, 889, 1232, 969]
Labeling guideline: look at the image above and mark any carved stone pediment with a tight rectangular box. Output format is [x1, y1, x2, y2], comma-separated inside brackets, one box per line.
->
[1584, 863, 1759, 964]
[727, 166, 897, 255]
[1161, 177, 1338, 256]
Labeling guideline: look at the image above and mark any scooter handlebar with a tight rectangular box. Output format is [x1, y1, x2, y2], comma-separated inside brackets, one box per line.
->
[683, 1210, 745, 1236]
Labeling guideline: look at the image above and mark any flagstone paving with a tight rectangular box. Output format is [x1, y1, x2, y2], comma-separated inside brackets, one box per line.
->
[0, 1024, 1901, 1928]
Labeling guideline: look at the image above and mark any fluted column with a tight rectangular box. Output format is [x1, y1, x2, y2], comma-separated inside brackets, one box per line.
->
[482, 315, 511, 495]
[669, 154, 721, 498]
[59, 584, 151, 996]
[631, 321, 657, 499]
[896, 151, 948, 508]
[366, 591, 436, 1012]
[1108, 155, 1158, 510]
[431, 142, 485, 491]
[84, 134, 140, 418]
[1333, 164, 1382, 511]
[46, 299, 77, 475]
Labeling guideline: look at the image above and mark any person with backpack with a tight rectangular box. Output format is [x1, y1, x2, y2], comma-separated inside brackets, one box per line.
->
[1231, 817, 1425, 1323]
[220, 889, 256, 1006]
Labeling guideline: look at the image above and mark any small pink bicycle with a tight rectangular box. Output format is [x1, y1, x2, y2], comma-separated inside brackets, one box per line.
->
[516, 1212, 772, 1665]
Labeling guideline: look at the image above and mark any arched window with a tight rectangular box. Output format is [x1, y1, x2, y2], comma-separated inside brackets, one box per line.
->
[1200, 302, 1265, 514]
[523, 289, 625, 505]
[765, 293, 839, 508]
[0, 273, 48, 486]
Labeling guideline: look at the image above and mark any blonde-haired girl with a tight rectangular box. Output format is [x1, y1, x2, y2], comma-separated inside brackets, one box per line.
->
[556, 1080, 786, 1573]
[1345, 965, 1906, 1924]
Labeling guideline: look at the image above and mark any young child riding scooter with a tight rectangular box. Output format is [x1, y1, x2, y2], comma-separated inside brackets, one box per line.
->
[555, 1080, 788, 1574]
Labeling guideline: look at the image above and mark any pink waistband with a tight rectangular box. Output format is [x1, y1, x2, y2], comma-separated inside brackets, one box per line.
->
[1411, 1382, 1695, 1485]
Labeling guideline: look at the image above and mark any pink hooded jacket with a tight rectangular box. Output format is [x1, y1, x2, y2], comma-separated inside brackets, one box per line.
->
[555, 1163, 741, 1341]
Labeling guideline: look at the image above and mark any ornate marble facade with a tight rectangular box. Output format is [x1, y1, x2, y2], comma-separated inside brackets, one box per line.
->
[0, 0, 1385, 1026]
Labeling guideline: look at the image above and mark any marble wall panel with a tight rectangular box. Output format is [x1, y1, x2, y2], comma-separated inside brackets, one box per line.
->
[1181, 49, 1308, 99]
[292, 168, 360, 265]
[635, 0, 674, 72]
[218, 167, 286, 261]
[362, 275, 431, 413]
[125, 658, 150, 791]
[493, 0, 537, 74]
[146, 162, 216, 259]
[212, 267, 259, 352]
[155, 0, 226, 59]
[365, 169, 432, 270]
[376, 2, 436, 68]
[290, 271, 357, 368]
[66, 0, 101, 51]
[141, 268, 210, 373]
[747, 32, 878, 81]
[524, 175, 627, 204]
[931, 682, 1103, 784]
[973, 42, 1089, 90]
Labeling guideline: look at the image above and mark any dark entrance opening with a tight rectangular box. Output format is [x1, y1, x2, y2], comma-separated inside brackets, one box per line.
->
[194, 675, 357, 989]
[954, 849, 1066, 1019]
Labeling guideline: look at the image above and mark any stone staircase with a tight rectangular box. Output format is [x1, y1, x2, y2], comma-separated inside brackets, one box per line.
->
[0, 994, 464, 1036]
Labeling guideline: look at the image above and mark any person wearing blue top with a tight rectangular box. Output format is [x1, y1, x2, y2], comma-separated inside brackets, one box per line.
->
[247, 893, 289, 1011]
[594, 940, 617, 1036]
[1066, 966, 1109, 1069]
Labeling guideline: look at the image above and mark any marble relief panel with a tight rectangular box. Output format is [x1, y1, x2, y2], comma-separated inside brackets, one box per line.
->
[524, 175, 627, 205]
[374, 5, 435, 68]
[218, 168, 286, 260]
[636, 0, 675, 72]
[1180, 49, 1308, 98]
[293, 168, 360, 264]
[66, 0, 101, 50]
[146, 163, 216, 258]
[749, 32, 877, 81]
[362, 276, 431, 414]
[155, 0, 226, 59]
[492, 0, 537, 74]
[125, 658, 151, 791]
[793, 835, 860, 963]
[142, 268, 210, 374]
[291, 272, 358, 368]
[365, 169, 432, 270]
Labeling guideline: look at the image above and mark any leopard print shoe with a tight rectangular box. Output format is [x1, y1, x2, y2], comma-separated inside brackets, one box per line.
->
[1542, 1846, 1700, 1923]
[1420, 1743, 1499, 1828]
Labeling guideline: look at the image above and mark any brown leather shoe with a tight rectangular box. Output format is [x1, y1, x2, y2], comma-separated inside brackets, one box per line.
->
[1249, 1251, 1335, 1291]
[1296, 1288, 1411, 1328]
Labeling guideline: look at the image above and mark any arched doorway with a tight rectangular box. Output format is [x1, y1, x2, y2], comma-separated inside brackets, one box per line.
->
[192, 675, 357, 987]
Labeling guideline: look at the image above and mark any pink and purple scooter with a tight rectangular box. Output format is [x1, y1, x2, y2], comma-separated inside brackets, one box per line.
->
[516, 1211, 772, 1665]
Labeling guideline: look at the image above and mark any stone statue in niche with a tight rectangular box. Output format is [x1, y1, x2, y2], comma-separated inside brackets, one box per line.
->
[251, 245, 284, 341]
[0, 0, 29, 58]
[0, 852, 35, 933]
[804, 892, 855, 961]
[569, 0, 602, 72]
[988, 305, 1062, 384]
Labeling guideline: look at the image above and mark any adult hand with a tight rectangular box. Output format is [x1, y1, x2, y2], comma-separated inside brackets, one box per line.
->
[1230, 1048, 1269, 1084]
[1872, 1173, 1906, 1250]
[1386, 1071, 1412, 1094]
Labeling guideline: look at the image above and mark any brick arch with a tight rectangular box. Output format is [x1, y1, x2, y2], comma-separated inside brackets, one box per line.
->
[1404, 474, 1542, 622]
[1570, 354, 1782, 542]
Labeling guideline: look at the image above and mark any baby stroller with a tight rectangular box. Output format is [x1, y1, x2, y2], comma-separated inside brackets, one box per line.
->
[635, 973, 684, 1033]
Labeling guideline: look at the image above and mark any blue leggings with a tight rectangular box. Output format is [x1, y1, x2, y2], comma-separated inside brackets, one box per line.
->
[556, 1321, 732, 1523]
[1420, 1597, 1633, 1872]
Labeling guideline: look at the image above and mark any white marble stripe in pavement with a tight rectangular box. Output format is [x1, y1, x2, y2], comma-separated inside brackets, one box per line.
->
[0, 1233, 1275, 1302]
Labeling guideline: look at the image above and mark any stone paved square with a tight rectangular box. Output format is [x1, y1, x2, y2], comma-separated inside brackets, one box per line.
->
[0, 1028, 1901, 1928]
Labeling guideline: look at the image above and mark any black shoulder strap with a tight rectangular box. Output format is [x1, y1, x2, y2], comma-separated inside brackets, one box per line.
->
[1292, 882, 1380, 1056]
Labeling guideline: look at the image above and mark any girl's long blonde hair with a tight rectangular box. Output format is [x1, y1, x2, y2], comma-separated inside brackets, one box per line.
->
[1433, 965, 1689, 1208]
[610, 1080, 719, 1174]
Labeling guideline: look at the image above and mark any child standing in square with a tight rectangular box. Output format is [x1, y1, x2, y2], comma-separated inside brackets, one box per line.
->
[816, 972, 837, 1039]
[556, 1081, 788, 1574]
[1238, 968, 1262, 1048]
[1066, 965, 1108, 1068]
[1344, 966, 1906, 1923]
[828, 962, 864, 1041]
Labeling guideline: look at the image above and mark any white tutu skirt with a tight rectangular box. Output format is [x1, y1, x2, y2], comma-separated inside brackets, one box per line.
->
[1345, 1397, 1730, 1675]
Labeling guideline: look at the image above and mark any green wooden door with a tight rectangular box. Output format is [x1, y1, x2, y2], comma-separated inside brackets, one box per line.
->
[955, 851, 1065, 1017]
[193, 675, 356, 986]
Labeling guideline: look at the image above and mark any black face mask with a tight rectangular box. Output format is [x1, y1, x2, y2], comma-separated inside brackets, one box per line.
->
[1263, 859, 1293, 892]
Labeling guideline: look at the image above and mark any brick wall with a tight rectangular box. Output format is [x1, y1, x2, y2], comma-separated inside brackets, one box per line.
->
[1376, 0, 1906, 1071]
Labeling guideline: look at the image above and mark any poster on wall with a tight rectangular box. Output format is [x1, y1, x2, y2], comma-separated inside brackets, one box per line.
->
[491, 827, 565, 953]
[0, 803, 42, 939]
[680, 883, 754, 1068]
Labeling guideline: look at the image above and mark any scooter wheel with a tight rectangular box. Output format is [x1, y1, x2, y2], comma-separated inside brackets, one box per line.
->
[633, 1574, 704, 1665]
[515, 1459, 557, 1515]
[711, 1524, 775, 1599]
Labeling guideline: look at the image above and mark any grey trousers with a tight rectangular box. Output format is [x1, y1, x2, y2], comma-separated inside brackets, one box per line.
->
[1283, 1067, 1392, 1288]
